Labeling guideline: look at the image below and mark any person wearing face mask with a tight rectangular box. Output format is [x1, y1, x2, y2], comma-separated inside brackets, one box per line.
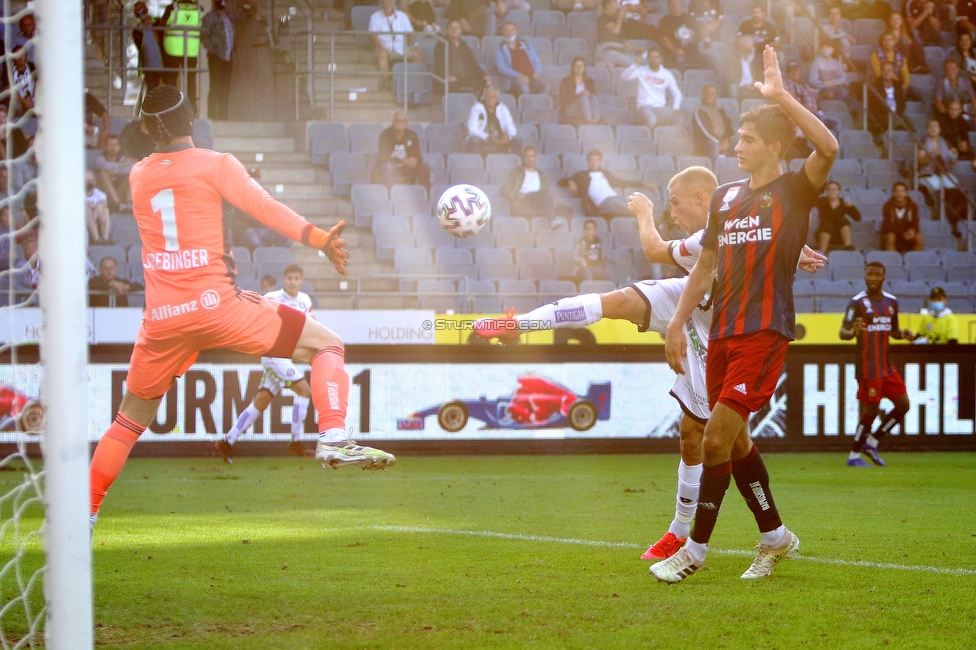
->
[494, 22, 547, 96]
[202, 0, 244, 120]
[84, 169, 113, 246]
[914, 287, 959, 344]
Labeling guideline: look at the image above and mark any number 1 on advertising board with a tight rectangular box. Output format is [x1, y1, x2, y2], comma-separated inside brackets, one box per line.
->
[352, 369, 370, 433]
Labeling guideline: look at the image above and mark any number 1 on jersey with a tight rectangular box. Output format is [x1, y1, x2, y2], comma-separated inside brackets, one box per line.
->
[150, 189, 180, 251]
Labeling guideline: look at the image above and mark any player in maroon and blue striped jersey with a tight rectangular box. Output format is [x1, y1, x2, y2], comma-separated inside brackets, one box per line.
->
[839, 261, 914, 468]
[652, 45, 839, 584]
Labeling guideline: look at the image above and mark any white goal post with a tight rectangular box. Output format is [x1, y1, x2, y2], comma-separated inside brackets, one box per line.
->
[35, 0, 93, 646]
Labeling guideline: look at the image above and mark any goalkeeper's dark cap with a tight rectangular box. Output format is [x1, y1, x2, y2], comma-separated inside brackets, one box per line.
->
[141, 85, 194, 141]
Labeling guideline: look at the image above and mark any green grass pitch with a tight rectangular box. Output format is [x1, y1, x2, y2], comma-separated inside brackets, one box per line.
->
[4, 452, 976, 648]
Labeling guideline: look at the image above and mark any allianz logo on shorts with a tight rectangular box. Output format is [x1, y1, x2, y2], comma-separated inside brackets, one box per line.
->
[149, 290, 220, 321]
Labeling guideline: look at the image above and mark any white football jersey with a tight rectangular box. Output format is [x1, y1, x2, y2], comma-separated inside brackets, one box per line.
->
[666, 229, 705, 274]
[264, 289, 313, 314]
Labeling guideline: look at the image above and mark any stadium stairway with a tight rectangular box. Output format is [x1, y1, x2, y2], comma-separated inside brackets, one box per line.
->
[211, 121, 396, 303]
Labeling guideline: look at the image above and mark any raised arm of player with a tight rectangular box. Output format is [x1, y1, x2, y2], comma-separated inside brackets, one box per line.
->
[214, 154, 348, 274]
[754, 44, 838, 190]
[628, 192, 675, 265]
[664, 246, 717, 374]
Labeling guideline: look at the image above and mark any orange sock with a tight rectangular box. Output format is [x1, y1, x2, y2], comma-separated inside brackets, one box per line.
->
[310, 345, 348, 432]
[89, 414, 144, 515]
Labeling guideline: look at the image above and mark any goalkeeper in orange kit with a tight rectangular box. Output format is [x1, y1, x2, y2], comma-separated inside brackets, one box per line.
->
[88, 86, 395, 530]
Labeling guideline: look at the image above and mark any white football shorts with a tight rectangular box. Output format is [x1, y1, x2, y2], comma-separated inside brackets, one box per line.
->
[630, 278, 711, 423]
[259, 357, 306, 395]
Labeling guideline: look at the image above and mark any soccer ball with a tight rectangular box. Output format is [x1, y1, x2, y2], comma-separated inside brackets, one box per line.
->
[436, 184, 491, 238]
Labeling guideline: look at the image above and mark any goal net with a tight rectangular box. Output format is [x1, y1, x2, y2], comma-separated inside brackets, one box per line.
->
[0, 0, 93, 647]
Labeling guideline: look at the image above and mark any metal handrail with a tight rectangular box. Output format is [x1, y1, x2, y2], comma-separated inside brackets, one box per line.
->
[311, 29, 449, 121]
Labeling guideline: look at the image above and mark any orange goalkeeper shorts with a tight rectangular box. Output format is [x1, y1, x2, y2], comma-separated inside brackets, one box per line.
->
[125, 289, 307, 400]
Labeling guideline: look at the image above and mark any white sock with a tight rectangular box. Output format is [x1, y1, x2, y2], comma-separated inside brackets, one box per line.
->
[865, 434, 879, 449]
[668, 460, 702, 539]
[685, 539, 707, 563]
[291, 396, 310, 442]
[318, 427, 347, 444]
[227, 404, 261, 444]
[760, 525, 788, 548]
[848, 451, 861, 460]
[515, 294, 602, 330]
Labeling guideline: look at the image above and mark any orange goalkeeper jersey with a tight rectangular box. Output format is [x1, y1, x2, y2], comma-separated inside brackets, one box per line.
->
[130, 146, 314, 315]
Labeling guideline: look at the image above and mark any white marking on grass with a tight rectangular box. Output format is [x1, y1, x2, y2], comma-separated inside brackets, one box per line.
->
[372, 526, 976, 576]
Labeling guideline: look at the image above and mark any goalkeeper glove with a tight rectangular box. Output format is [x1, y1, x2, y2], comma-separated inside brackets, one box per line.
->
[306, 221, 349, 275]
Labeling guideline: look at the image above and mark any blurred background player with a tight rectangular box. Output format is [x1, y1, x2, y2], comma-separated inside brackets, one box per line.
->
[657, 45, 838, 583]
[840, 262, 914, 467]
[473, 167, 826, 562]
[88, 86, 395, 530]
[217, 264, 315, 462]
[913, 286, 959, 344]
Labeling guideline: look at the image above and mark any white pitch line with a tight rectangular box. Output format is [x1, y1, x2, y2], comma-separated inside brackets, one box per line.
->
[372, 526, 976, 576]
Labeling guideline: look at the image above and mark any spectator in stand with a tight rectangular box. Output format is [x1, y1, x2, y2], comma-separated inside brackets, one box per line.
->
[13, 236, 40, 306]
[132, 2, 171, 92]
[594, 0, 642, 71]
[917, 118, 965, 234]
[782, 61, 840, 158]
[566, 149, 652, 219]
[485, 0, 532, 38]
[688, 0, 723, 51]
[812, 181, 861, 251]
[202, 0, 244, 121]
[88, 257, 144, 308]
[736, 3, 779, 58]
[12, 13, 35, 65]
[618, 0, 659, 41]
[867, 60, 907, 144]
[573, 219, 611, 282]
[905, 0, 941, 46]
[93, 135, 134, 213]
[835, 0, 890, 21]
[466, 86, 518, 155]
[260, 274, 277, 293]
[0, 105, 28, 160]
[495, 22, 547, 96]
[822, 6, 853, 60]
[880, 181, 924, 251]
[119, 118, 156, 161]
[401, 0, 439, 34]
[371, 111, 430, 188]
[553, 0, 599, 10]
[160, 0, 202, 110]
[0, 47, 36, 118]
[938, 99, 974, 160]
[11, 13, 37, 65]
[500, 146, 557, 220]
[657, 0, 709, 70]
[870, 31, 911, 92]
[725, 35, 763, 100]
[559, 58, 602, 126]
[914, 286, 959, 344]
[622, 48, 683, 128]
[0, 207, 16, 273]
[692, 84, 733, 158]
[960, 0, 976, 39]
[809, 39, 851, 104]
[434, 19, 487, 97]
[85, 169, 112, 246]
[85, 91, 111, 152]
[934, 57, 976, 119]
[950, 32, 976, 85]
[11, 135, 37, 193]
[369, 0, 422, 73]
[888, 12, 927, 74]
[445, 0, 490, 38]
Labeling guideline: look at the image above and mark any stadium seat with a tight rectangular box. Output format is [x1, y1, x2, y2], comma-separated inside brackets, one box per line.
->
[940, 251, 976, 267]
[331, 166, 369, 198]
[828, 250, 865, 267]
[516, 248, 554, 267]
[946, 264, 976, 283]
[535, 230, 573, 248]
[655, 140, 693, 157]
[495, 231, 528, 248]
[831, 264, 866, 281]
[543, 137, 579, 155]
[418, 279, 461, 312]
[252, 247, 293, 268]
[539, 279, 577, 299]
[905, 251, 941, 267]
[579, 280, 615, 294]
[443, 93, 478, 123]
[867, 172, 903, 189]
[866, 250, 903, 267]
[414, 230, 457, 250]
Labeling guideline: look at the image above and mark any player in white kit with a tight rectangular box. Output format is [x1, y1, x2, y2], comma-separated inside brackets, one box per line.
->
[475, 166, 826, 560]
[216, 264, 315, 463]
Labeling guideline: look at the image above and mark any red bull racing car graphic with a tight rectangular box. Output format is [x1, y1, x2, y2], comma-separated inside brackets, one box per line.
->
[397, 375, 611, 432]
[0, 384, 44, 433]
